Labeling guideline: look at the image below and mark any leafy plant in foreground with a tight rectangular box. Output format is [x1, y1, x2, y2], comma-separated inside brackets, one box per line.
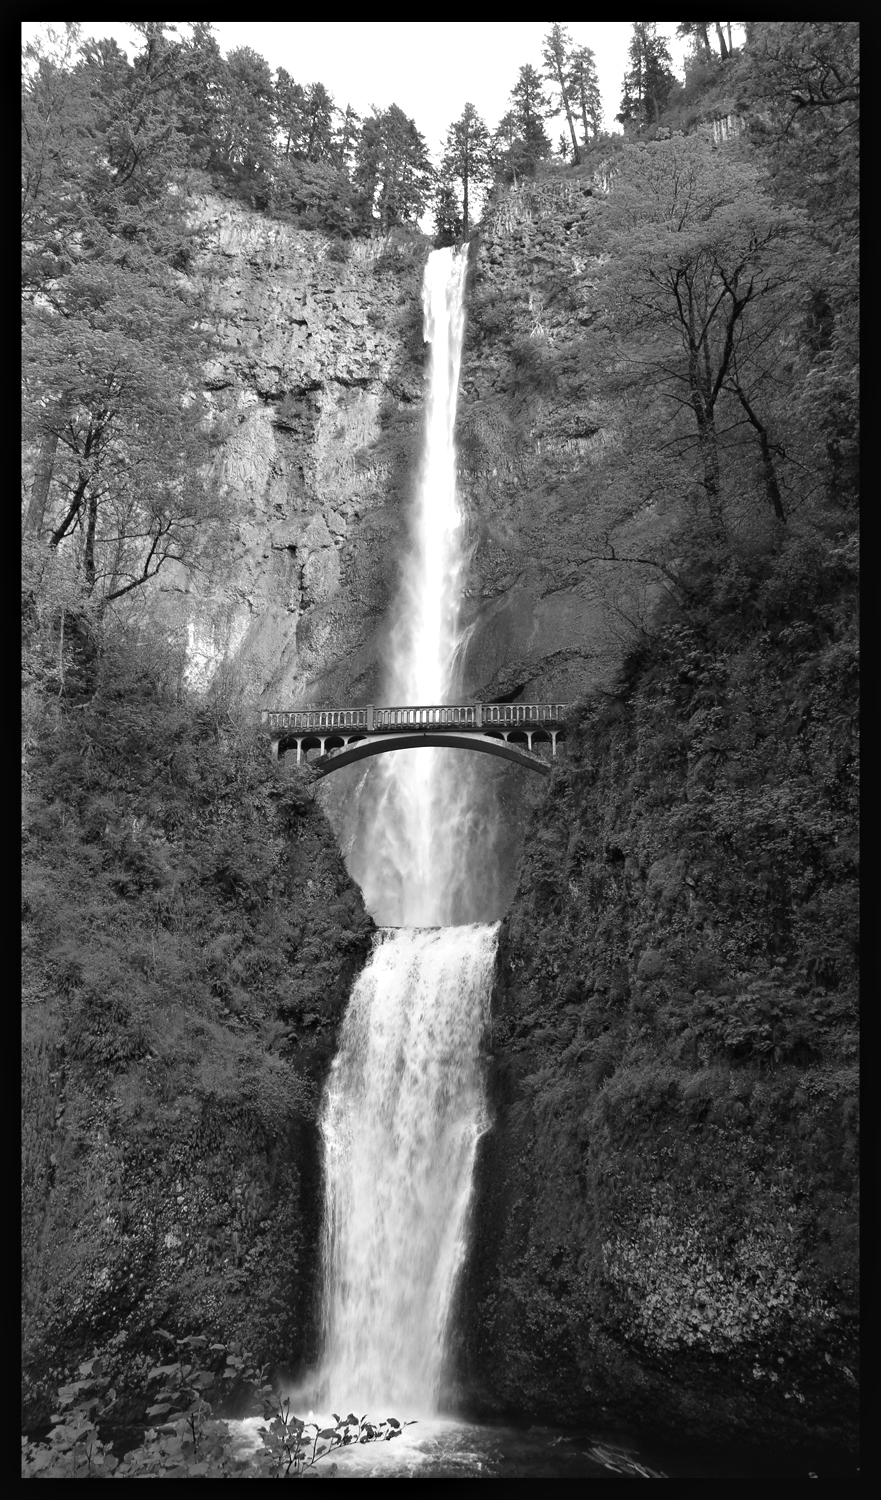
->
[21, 1331, 414, 1478]
[252, 1401, 415, 1478]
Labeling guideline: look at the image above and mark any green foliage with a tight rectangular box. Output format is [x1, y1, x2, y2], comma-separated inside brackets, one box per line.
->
[21, 1335, 413, 1479]
[22, 25, 225, 604]
[617, 23, 677, 129]
[493, 66, 552, 182]
[354, 104, 434, 231]
[21, 618, 372, 1425]
[440, 103, 492, 238]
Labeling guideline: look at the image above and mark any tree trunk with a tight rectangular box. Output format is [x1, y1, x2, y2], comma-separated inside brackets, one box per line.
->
[24, 429, 58, 536]
[462, 164, 470, 240]
[698, 23, 713, 58]
[714, 22, 730, 60]
[552, 58, 581, 164]
[84, 491, 98, 593]
[689, 339, 724, 534]
[732, 388, 786, 522]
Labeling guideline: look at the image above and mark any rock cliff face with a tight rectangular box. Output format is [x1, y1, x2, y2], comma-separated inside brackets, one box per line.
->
[157, 198, 429, 707]
[164, 184, 652, 716]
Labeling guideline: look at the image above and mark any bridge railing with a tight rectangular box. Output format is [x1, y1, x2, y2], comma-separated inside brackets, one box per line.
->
[483, 703, 568, 726]
[261, 703, 570, 733]
[374, 704, 477, 729]
[262, 709, 370, 732]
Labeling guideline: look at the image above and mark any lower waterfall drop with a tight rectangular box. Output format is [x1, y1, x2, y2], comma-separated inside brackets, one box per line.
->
[320, 924, 497, 1415]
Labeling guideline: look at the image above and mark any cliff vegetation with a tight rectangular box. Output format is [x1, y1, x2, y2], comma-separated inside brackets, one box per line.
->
[22, 614, 371, 1427]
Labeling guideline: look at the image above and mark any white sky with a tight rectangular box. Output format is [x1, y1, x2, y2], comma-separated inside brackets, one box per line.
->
[26, 22, 742, 158]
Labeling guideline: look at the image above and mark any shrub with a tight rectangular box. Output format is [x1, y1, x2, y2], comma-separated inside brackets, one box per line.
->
[21, 1336, 414, 1479]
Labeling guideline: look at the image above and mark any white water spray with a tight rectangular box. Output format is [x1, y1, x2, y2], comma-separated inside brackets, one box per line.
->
[319, 248, 496, 1418]
[347, 245, 477, 928]
[320, 924, 495, 1412]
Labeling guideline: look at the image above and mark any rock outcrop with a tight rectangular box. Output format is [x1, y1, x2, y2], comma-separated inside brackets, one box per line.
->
[155, 199, 430, 708]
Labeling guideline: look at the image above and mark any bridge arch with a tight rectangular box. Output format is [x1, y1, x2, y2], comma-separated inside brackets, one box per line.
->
[278, 730, 552, 777]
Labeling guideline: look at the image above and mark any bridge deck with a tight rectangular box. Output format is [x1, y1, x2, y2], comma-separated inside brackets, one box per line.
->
[262, 702, 568, 734]
[261, 703, 570, 778]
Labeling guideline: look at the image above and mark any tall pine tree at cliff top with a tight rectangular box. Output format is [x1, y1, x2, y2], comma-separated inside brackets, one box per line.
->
[493, 65, 552, 182]
[568, 44, 603, 146]
[354, 104, 432, 230]
[541, 23, 582, 163]
[617, 22, 676, 129]
[440, 103, 491, 239]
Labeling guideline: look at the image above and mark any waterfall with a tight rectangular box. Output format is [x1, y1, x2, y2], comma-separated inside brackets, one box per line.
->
[320, 924, 496, 1412]
[345, 244, 487, 929]
[318, 247, 496, 1416]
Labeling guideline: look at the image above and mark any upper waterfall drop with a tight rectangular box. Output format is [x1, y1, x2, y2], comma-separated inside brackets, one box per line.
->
[344, 245, 476, 928]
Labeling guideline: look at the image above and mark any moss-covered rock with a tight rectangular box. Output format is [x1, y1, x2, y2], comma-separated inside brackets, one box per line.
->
[458, 533, 858, 1451]
[21, 633, 372, 1428]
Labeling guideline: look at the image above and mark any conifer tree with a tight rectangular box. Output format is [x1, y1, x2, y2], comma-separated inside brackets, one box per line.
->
[494, 65, 552, 180]
[303, 82, 336, 162]
[275, 67, 307, 159]
[433, 180, 463, 246]
[354, 105, 432, 230]
[617, 22, 676, 128]
[568, 44, 603, 144]
[217, 45, 275, 176]
[676, 21, 714, 60]
[333, 103, 361, 172]
[440, 102, 491, 238]
[541, 23, 581, 163]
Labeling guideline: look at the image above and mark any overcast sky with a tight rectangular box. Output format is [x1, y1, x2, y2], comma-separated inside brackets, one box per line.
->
[26, 22, 743, 159]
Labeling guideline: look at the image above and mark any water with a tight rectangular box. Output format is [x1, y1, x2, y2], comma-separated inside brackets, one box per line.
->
[317, 247, 495, 1419]
[320, 924, 496, 1413]
[343, 244, 486, 928]
[228, 1415, 857, 1479]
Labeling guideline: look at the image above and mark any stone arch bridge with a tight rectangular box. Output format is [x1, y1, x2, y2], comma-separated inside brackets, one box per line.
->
[262, 703, 569, 777]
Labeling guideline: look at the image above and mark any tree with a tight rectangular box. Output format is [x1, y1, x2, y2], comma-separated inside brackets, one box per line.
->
[303, 81, 336, 162]
[494, 66, 552, 181]
[440, 102, 491, 238]
[216, 46, 275, 177]
[739, 23, 859, 504]
[541, 23, 581, 163]
[617, 23, 677, 128]
[22, 25, 221, 603]
[23, 261, 221, 601]
[589, 137, 818, 531]
[333, 103, 361, 172]
[275, 67, 307, 160]
[354, 105, 433, 230]
[433, 180, 463, 247]
[568, 44, 603, 144]
[676, 22, 714, 61]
